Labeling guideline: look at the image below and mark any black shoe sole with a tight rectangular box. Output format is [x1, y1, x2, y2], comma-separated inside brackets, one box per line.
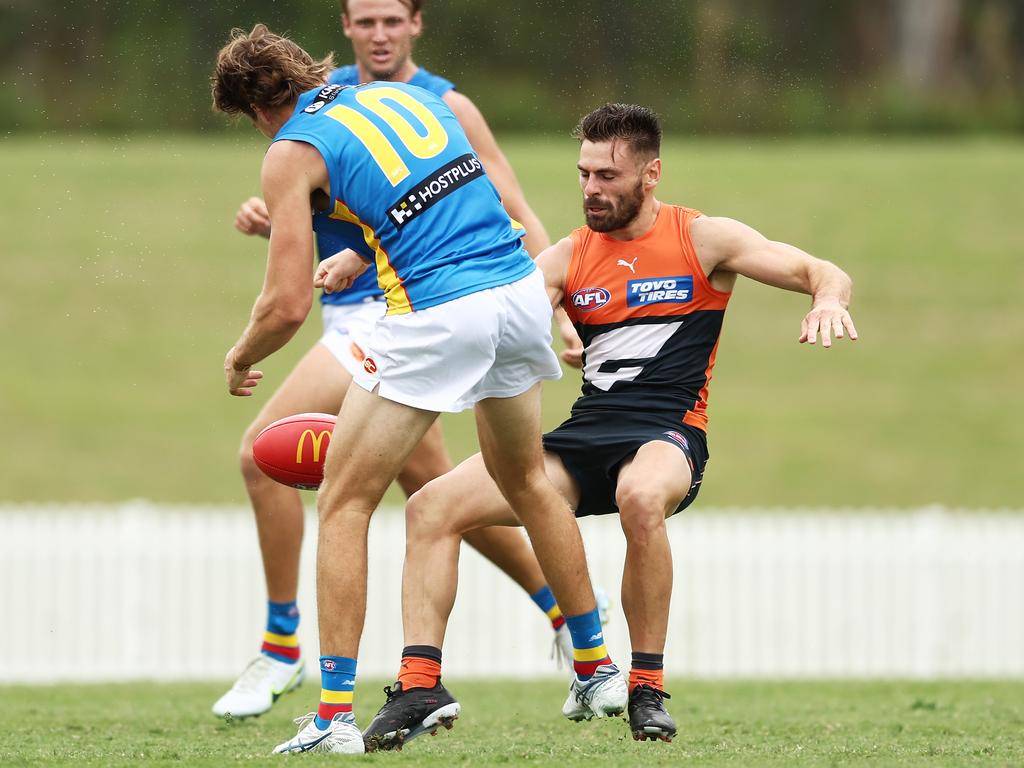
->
[631, 725, 676, 742]
[364, 704, 460, 752]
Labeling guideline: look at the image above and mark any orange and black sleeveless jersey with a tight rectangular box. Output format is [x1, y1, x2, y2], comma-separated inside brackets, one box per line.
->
[562, 204, 731, 432]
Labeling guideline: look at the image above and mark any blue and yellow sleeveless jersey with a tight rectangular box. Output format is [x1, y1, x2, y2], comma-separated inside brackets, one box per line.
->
[328, 64, 455, 98]
[315, 67, 456, 305]
[275, 81, 532, 315]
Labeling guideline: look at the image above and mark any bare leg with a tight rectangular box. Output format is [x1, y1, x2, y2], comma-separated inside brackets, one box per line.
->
[614, 441, 693, 654]
[463, 526, 548, 595]
[474, 384, 596, 617]
[395, 419, 451, 496]
[316, 385, 438, 657]
[396, 411, 553, 598]
[403, 452, 580, 647]
[239, 343, 352, 603]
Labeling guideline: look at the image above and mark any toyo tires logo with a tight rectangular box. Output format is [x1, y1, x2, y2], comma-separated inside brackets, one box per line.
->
[571, 286, 611, 312]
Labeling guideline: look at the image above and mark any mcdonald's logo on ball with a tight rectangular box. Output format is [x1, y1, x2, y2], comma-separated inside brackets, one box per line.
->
[252, 413, 337, 490]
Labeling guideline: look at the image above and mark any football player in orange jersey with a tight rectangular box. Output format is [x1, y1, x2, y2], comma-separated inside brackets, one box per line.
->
[350, 103, 858, 744]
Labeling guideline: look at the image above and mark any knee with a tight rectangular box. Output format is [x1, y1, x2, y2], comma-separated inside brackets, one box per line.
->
[405, 481, 452, 539]
[316, 479, 374, 527]
[488, 466, 548, 514]
[238, 422, 266, 483]
[616, 484, 669, 544]
[397, 459, 445, 497]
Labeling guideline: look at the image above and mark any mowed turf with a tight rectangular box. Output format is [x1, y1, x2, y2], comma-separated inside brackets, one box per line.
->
[1, 136, 1022, 506]
[1, 679, 1022, 767]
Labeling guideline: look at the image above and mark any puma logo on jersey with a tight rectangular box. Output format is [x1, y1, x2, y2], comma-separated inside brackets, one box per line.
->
[627, 276, 694, 307]
[571, 286, 611, 312]
[616, 257, 638, 274]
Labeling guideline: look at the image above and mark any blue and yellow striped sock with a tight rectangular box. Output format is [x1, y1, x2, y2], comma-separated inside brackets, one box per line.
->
[565, 609, 612, 680]
[315, 656, 356, 729]
[261, 600, 300, 663]
[529, 585, 566, 630]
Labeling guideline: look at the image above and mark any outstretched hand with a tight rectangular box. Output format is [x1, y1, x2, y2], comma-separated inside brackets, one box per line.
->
[224, 346, 263, 396]
[800, 300, 858, 348]
[314, 249, 371, 294]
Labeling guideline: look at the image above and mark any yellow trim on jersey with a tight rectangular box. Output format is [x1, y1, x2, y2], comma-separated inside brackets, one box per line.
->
[262, 631, 299, 648]
[329, 199, 413, 315]
[510, 217, 525, 231]
[572, 644, 609, 662]
[319, 689, 354, 705]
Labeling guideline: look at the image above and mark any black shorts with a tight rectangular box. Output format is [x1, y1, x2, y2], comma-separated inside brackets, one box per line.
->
[542, 410, 709, 519]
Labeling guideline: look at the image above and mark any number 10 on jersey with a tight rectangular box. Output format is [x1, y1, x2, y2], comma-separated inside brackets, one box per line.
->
[324, 86, 449, 187]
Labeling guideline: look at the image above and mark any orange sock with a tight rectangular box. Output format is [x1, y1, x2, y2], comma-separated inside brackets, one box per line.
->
[398, 652, 441, 690]
[629, 666, 664, 693]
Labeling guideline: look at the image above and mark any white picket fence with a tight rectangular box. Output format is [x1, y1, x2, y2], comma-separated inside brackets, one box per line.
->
[1, 503, 1022, 683]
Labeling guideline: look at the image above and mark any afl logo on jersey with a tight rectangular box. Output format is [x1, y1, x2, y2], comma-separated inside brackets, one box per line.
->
[363, 357, 378, 374]
[571, 287, 611, 312]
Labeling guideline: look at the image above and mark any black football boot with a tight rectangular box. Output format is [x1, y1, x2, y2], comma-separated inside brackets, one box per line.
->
[627, 685, 677, 742]
[362, 681, 460, 752]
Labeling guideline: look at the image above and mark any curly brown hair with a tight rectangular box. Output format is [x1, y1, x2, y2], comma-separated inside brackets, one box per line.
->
[211, 24, 335, 119]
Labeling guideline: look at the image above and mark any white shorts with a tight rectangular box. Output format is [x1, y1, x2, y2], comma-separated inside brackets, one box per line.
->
[352, 269, 563, 413]
[318, 298, 387, 376]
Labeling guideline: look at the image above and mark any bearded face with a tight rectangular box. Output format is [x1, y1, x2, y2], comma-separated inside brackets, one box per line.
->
[578, 139, 655, 234]
[583, 176, 645, 232]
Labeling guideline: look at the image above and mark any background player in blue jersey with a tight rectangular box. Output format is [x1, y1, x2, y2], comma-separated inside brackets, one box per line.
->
[212, 25, 621, 755]
[215, 0, 585, 720]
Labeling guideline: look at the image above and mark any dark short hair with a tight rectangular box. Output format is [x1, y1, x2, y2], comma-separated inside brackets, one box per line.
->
[211, 24, 334, 119]
[573, 104, 662, 163]
[340, 0, 422, 15]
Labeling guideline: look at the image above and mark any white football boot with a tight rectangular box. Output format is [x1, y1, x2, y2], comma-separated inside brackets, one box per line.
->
[212, 654, 304, 718]
[272, 711, 365, 755]
[562, 663, 629, 721]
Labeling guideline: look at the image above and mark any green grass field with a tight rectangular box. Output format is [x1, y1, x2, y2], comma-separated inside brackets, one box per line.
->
[1, 135, 1022, 507]
[2, 680, 1022, 767]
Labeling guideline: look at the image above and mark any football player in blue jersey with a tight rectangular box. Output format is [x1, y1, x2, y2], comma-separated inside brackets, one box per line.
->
[212, 25, 621, 754]
[215, 0, 585, 721]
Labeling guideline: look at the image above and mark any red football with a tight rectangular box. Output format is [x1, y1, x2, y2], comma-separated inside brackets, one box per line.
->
[252, 413, 337, 490]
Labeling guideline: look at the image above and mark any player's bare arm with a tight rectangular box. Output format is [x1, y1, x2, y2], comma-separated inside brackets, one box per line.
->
[443, 90, 550, 258]
[225, 141, 326, 395]
[446, 90, 583, 365]
[533, 236, 583, 365]
[689, 215, 858, 348]
[535, 237, 573, 309]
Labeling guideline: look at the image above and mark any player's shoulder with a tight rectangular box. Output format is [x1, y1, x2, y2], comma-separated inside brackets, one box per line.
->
[440, 88, 481, 119]
[544, 236, 574, 261]
[410, 67, 456, 96]
[536, 237, 574, 286]
[263, 139, 325, 183]
[688, 214, 752, 248]
[327, 65, 359, 86]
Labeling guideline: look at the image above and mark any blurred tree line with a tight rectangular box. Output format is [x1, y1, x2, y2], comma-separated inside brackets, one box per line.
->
[2, 0, 1021, 134]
